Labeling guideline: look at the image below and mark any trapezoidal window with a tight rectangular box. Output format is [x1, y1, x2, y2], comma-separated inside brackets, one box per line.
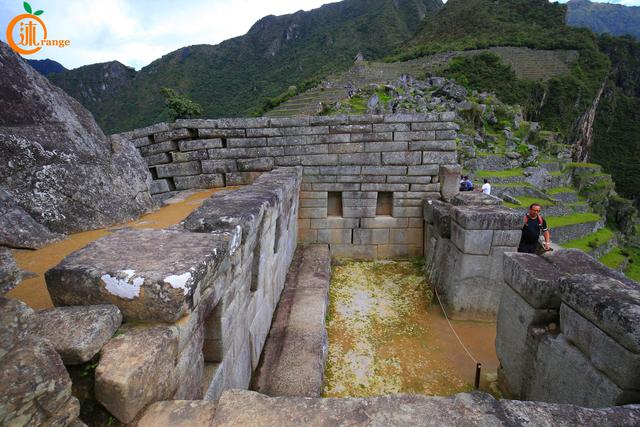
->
[376, 192, 393, 216]
[327, 192, 343, 217]
[202, 302, 222, 396]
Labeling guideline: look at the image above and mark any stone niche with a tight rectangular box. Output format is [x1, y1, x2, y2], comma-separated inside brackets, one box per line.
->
[424, 192, 521, 318]
[497, 249, 640, 408]
[114, 113, 461, 259]
[38, 167, 302, 424]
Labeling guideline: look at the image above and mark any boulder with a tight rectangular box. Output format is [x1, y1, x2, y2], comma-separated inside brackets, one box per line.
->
[0, 296, 33, 358]
[0, 336, 80, 426]
[138, 401, 217, 427]
[0, 41, 154, 248]
[0, 247, 22, 294]
[28, 305, 122, 365]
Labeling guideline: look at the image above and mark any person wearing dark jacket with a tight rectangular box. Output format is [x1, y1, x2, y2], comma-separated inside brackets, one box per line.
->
[518, 203, 551, 253]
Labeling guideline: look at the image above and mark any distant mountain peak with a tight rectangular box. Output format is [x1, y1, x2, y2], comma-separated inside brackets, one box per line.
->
[27, 58, 67, 76]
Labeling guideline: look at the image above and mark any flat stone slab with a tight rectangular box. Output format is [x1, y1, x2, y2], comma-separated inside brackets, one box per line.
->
[451, 192, 503, 206]
[211, 389, 640, 426]
[251, 244, 330, 397]
[543, 248, 637, 288]
[559, 274, 640, 354]
[503, 252, 563, 308]
[28, 305, 122, 365]
[138, 400, 217, 427]
[46, 229, 234, 323]
[451, 205, 521, 230]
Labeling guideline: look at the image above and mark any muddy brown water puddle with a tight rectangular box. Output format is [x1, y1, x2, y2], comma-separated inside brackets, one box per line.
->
[324, 259, 498, 397]
[7, 188, 235, 310]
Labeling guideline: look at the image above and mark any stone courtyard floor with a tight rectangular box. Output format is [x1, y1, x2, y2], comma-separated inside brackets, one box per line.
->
[324, 259, 499, 397]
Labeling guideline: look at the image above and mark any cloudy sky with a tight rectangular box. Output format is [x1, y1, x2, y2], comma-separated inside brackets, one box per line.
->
[0, 0, 637, 70]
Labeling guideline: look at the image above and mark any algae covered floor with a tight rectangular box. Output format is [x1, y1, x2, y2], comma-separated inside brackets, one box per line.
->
[324, 259, 498, 398]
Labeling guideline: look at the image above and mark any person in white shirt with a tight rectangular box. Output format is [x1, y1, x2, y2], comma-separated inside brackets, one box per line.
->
[481, 178, 491, 195]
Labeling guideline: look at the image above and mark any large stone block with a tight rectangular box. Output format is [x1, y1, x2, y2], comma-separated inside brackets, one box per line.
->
[502, 252, 562, 309]
[0, 337, 80, 426]
[381, 151, 422, 165]
[178, 138, 223, 151]
[201, 159, 237, 174]
[317, 229, 352, 244]
[338, 153, 381, 165]
[423, 151, 457, 164]
[561, 304, 640, 390]
[361, 217, 408, 229]
[174, 174, 224, 190]
[438, 164, 461, 202]
[28, 305, 122, 365]
[330, 244, 377, 259]
[138, 400, 218, 427]
[46, 229, 233, 323]
[237, 157, 275, 172]
[95, 325, 178, 423]
[558, 274, 640, 354]
[0, 297, 33, 358]
[171, 150, 209, 163]
[155, 161, 201, 178]
[451, 222, 493, 255]
[378, 244, 422, 258]
[451, 205, 521, 230]
[0, 248, 22, 295]
[543, 249, 637, 287]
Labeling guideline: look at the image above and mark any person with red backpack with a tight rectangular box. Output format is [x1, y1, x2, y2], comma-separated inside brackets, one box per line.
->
[518, 203, 551, 253]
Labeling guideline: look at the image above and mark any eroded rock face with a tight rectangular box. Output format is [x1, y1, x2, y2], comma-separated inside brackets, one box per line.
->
[0, 247, 22, 295]
[0, 41, 154, 249]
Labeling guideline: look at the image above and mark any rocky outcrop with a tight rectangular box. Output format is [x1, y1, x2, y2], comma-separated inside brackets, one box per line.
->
[0, 247, 21, 295]
[0, 41, 154, 249]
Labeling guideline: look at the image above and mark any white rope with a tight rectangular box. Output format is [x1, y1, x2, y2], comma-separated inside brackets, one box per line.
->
[432, 285, 479, 364]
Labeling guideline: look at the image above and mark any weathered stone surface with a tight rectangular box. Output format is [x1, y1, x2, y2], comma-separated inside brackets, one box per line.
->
[561, 304, 640, 390]
[0, 42, 153, 247]
[251, 244, 330, 397]
[138, 400, 217, 427]
[451, 205, 521, 230]
[0, 247, 21, 294]
[0, 296, 33, 358]
[0, 336, 80, 426]
[0, 189, 63, 249]
[423, 200, 452, 238]
[95, 325, 178, 423]
[174, 174, 224, 190]
[212, 389, 640, 426]
[451, 192, 503, 206]
[451, 223, 493, 255]
[438, 164, 460, 202]
[559, 274, 640, 353]
[28, 305, 122, 365]
[46, 229, 233, 322]
[543, 248, 637, 287]
[503, 252, 563, 308]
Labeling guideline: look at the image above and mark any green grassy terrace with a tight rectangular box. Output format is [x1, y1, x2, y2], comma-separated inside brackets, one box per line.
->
[548, 186, 577, 195]
[476, 168, 523, 178]
[546, 212, 601, 227]
[563, 227, 615, 252]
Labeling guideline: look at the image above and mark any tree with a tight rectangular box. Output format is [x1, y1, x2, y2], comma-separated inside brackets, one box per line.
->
[160, 87, 202, 120]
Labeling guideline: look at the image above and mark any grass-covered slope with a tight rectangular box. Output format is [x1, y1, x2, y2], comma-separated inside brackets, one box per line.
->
[52, 0, 442, 133]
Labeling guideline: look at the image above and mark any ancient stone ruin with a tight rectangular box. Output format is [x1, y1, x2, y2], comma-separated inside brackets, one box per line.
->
[2, 42, 640, 426]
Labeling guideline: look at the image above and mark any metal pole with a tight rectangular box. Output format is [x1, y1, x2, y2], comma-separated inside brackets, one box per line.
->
[474, 363, 482, 389]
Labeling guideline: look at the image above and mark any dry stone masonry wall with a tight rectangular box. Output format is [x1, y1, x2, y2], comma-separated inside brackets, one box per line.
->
[7, 168, 302, 424]
[497, 249, 640, 408]
[114, 113, 459, 259]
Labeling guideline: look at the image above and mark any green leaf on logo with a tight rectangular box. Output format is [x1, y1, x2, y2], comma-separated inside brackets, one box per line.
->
[23, 2, 32, 14]
[34, 10, 43, 16]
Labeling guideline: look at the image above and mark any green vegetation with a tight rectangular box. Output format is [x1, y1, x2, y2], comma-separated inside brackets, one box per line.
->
[567, 0, 640, 40]
[516, 197, 554, 208]
[160, 87, 202, 120]
[600, 247, 627, 270]
[563, 227, 615, 252]
[51, 0, 443, 132]
[254, 77, 322, 115]
[546, 212, 601, 227]
[564, 162, 602, 170]
[548, 187, 577, 195]
[476, 168, 523, 178]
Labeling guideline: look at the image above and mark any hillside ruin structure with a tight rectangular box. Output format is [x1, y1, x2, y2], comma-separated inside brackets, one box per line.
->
[1, 40, 640, 426]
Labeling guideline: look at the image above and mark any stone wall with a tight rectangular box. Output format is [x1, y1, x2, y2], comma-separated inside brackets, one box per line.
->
[31, 168, 302, 424]
[497, 249, 640, 408]
[114, 113, 459, 259]
[423, 192, 521, 318]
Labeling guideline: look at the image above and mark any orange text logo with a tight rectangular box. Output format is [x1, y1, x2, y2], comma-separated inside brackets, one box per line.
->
[6, 2, 70, 55]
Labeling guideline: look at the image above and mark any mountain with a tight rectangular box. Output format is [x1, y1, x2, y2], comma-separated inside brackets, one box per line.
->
[49, 0, 442, 133]
[26, 59, 66, 76]
[566, 0, 640, 40]
[48, 61, 136, 116]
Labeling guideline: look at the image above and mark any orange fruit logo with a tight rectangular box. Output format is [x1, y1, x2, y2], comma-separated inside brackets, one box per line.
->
[6, 2, 70, 55]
